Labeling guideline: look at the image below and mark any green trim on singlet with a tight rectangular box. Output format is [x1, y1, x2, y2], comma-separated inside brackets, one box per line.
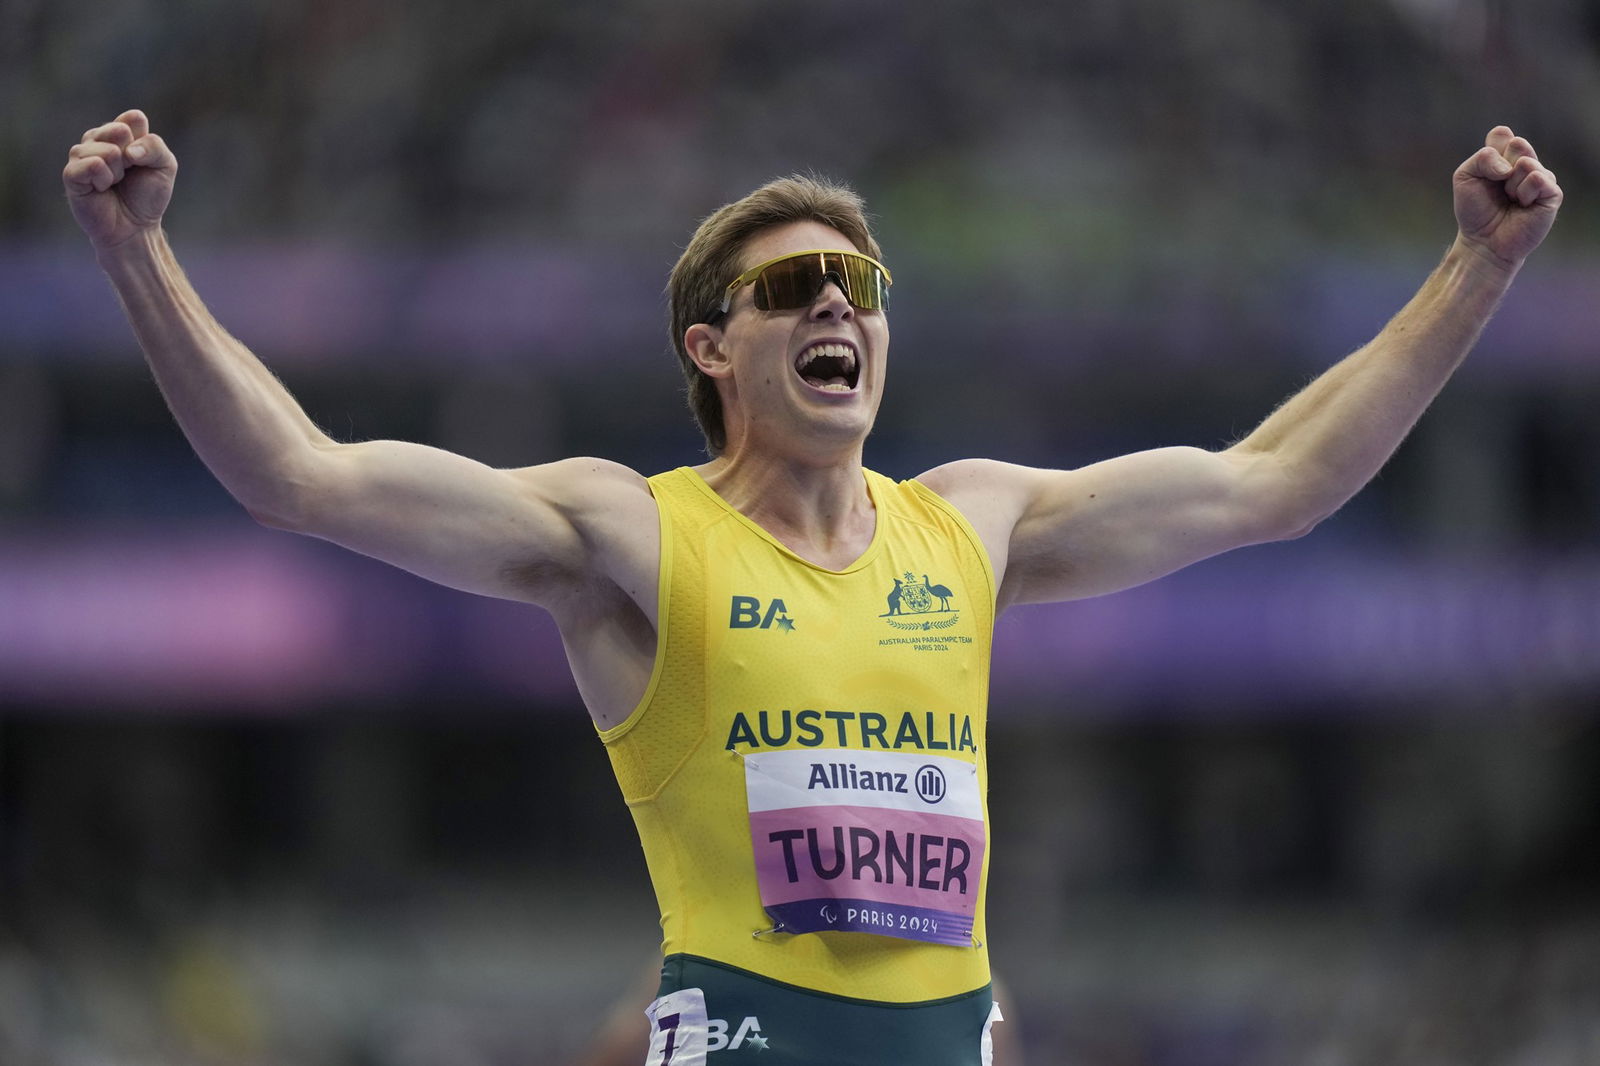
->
[657, 954, 994, 1065]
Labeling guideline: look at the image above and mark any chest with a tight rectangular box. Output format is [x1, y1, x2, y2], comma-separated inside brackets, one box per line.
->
[686, 518, 987, 716]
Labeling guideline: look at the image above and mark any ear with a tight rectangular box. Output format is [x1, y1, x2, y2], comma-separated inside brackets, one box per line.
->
[684, 323, 733, 379]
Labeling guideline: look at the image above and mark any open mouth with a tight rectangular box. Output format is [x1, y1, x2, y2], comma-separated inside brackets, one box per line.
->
[794, 341, 860, 392]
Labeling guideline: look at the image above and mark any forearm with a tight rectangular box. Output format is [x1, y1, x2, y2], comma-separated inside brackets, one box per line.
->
[1235, 236, 1516, 527]
[98, 227, 331, 521]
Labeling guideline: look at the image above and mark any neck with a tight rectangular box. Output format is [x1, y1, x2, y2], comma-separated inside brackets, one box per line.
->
[695, 445, 876, 570]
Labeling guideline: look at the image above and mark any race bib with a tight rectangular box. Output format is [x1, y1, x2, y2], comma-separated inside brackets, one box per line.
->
[745, 748, 984, 946]
[644, 988, 709, 1066]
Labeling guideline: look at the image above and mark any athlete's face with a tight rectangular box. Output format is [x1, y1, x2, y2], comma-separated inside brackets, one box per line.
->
[693, 221, 890, 459]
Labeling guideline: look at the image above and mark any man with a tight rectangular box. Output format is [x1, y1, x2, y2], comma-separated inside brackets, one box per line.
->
[64, 110, 1561, 1065]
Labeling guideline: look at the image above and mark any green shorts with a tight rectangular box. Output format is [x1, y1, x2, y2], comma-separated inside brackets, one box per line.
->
[642, 953, 1000, 1066]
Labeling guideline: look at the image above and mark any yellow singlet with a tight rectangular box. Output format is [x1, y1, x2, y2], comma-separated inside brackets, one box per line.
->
[599, 467, 996, 1004]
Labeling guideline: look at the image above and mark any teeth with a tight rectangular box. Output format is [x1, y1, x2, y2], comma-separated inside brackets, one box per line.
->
[796, 342, 857, 373]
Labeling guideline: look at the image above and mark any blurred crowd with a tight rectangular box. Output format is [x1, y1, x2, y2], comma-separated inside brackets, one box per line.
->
[8, 0, 1600, 248]
[5, 0, 1600, 522]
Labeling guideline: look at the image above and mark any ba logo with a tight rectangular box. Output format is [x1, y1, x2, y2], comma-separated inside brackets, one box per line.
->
[706, 1015, 768, 1053]
[915, 764, 947, 804]
[653, 1012, 768, 1061]
[730, 595, 796, 633]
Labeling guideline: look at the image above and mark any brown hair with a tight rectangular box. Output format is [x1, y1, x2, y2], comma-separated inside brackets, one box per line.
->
[667, 174, 883, 455]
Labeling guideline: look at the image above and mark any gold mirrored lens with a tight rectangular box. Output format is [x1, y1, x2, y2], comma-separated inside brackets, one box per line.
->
[748, 251, 890, 312]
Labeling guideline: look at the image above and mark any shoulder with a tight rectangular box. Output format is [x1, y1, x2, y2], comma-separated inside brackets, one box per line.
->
[912, 459, 1045, 592]
[512, 455, 662, 551]
[507, 456, 656, 519]
[501, 456, 660, 603]
[914, 458, 1043, 523]
[509, 454, 652, 488]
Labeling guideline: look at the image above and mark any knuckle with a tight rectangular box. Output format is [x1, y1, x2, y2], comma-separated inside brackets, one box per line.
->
[84, 121, 130, 144]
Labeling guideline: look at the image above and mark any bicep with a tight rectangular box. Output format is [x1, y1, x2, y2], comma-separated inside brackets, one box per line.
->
[1003, 446, 1297, 604]
[285, 442, 649, 605]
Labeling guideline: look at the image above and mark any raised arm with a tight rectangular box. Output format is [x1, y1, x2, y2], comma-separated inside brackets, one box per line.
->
[62, 111, 657, 614]
[923, 126, 1563, 609]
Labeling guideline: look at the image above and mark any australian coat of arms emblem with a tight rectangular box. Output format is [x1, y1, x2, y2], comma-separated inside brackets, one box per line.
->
[881, 572, 961, 630]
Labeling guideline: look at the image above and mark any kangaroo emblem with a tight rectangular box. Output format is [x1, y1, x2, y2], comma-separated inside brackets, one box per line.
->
[886, 577, 904, 616]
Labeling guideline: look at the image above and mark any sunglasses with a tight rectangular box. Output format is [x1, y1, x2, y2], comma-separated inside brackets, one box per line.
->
[710, 248, 892, 322]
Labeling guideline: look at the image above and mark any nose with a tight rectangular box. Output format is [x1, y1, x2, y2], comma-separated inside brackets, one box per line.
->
[808, 274, 853, 321]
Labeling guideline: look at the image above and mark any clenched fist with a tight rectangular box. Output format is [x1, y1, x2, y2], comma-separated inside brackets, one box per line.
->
[62, 109, 177, 253]
[1454, 126, 1563, 271]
